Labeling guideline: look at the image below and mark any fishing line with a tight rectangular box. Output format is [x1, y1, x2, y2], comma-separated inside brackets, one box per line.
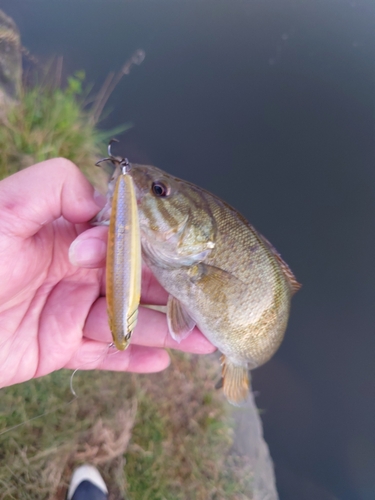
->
[0, 398, 77, 437]
[68, 341, 120, 397]
[0, 342, 119, 438]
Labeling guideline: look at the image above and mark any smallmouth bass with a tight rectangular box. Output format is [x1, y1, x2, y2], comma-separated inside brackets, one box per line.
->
[95, 149, 300, 405]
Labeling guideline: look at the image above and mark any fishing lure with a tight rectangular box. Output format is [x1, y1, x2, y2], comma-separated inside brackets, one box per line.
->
[96, 141, 141, 350]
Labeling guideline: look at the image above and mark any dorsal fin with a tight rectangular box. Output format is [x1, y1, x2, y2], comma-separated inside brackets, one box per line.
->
[259, 234, 301, 295]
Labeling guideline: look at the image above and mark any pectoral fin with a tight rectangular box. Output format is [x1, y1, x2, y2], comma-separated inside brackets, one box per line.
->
[188, 263, 247, 303]
[221, 355, 250, 406]
[167, 295, 196, 343]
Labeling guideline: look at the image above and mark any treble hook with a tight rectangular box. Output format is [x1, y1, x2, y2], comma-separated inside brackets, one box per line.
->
[95, 139, 131, 174]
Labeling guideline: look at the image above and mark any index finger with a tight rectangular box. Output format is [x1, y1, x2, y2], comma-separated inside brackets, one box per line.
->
[0, 158, 101, 238]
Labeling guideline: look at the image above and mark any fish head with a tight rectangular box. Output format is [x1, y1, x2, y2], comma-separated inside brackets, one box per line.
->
[129, 164, 217, 267]
[129, 164, 185, 237]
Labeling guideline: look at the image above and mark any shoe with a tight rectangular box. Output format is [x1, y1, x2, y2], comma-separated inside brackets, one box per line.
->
[66, 464, 108, 500]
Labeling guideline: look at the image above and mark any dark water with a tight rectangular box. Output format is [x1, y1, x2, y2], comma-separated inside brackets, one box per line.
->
[2, 1, 375, 498]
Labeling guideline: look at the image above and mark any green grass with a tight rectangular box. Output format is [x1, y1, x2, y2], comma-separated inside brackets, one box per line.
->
[0, 69, 128, 187]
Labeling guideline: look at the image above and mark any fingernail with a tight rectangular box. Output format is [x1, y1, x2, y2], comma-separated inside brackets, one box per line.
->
[69, 238, 106, 267]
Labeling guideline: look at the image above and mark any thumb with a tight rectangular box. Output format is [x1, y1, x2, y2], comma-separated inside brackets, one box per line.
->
[0, 158, 102, 238]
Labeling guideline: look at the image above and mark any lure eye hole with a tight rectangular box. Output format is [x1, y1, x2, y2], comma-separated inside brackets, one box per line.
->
[151, 181, 169, 197]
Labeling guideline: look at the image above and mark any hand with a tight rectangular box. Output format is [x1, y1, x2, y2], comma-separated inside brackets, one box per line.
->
[0, 158, 215, 388]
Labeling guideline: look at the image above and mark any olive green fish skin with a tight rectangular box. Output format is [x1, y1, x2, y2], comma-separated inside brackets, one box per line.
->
[127, 164, 298, 370]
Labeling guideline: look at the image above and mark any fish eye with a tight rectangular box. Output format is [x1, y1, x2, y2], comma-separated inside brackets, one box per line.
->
[151, 181, 169, 197]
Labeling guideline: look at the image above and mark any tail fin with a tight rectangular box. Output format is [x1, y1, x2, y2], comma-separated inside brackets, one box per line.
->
[221, 355, 250, 406]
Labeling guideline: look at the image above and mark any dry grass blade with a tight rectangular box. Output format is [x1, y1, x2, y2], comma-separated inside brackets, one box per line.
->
[91, 49, 145, 125]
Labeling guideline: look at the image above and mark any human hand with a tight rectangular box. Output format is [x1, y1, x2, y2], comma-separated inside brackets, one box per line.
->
[0, 158, 215, 388]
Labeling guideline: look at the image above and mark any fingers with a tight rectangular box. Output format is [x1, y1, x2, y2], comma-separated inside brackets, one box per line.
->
[84, 297, 216, 355]
[65, 339, 170, 373]
[133, 306, 216, 354]
[0, 158, 102, 239]
[69, 226, 108, 268]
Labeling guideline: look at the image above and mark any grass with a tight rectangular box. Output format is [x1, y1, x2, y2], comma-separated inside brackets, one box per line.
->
[0, 68, 127, 187]
[0, 369, 135, 500]
[126, 353, 252, 500]
[0, 353, 252, 500]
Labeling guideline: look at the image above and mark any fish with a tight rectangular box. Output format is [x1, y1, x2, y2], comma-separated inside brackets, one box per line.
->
[95, 146, 300, 405]
[95, 142, 141, 350]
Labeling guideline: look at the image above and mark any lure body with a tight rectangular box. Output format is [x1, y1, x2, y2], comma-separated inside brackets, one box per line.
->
[106, 168, 141, 350]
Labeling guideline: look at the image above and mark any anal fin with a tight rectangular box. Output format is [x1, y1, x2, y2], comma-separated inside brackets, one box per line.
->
[221, 355, 250, 406]
[167, 295, 196, 343]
